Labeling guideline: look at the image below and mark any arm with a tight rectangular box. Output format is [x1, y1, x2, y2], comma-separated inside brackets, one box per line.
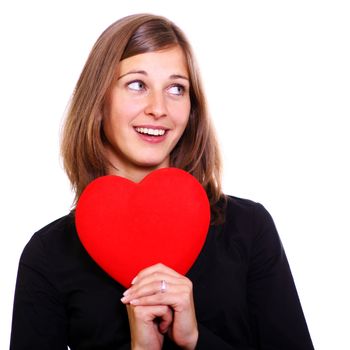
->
[246, 204, 314, 349]
[10, 233, 68, 350]
[193, 203, 314, 350]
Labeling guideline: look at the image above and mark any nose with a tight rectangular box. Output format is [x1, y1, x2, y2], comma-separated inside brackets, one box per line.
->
[144, 91, 167, 119]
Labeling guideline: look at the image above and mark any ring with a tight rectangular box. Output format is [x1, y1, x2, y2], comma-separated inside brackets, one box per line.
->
[160, 280, 167, 293]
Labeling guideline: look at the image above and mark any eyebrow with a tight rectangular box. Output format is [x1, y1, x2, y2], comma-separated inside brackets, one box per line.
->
[117, 70, 189, 81]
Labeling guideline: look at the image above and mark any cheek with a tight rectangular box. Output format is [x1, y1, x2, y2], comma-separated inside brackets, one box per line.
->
[178, 102, 191, 128]
[170, 99, 191, 126]
[109, 95, 144, 124]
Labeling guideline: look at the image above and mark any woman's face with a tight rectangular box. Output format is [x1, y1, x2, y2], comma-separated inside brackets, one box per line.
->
[103, 46, 191, 181]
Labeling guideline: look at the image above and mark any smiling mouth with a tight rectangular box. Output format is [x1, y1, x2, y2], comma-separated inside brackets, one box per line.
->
[135, 127, 166, 136]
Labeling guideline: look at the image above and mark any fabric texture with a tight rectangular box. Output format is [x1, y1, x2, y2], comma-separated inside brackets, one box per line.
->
[10, 196, 314, 349]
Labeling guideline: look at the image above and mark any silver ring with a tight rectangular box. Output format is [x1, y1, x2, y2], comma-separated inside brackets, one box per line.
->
[160, 280, 167, 293]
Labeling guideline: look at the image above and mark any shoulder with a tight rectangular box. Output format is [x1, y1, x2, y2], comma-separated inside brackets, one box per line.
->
[20, 213, 77, 266]
[221, 195, 281, 258]
[224, 195, 275, 231]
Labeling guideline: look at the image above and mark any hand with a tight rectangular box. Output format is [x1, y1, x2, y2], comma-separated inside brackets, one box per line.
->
[126, 303, 173, 350]
[121, 263, 199, 350]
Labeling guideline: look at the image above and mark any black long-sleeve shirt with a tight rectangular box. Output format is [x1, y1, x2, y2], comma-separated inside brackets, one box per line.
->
[10, 196, 314, 349]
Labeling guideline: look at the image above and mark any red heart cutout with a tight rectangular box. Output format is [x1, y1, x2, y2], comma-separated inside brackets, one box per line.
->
[75, 168, 210, 287]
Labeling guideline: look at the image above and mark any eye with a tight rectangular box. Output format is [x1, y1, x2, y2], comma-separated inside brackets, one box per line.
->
[127, 80, 146, 91]
[167, 84, 185, 96]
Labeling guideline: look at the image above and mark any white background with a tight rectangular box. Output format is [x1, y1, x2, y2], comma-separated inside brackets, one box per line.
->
[1, 1, 349, 349]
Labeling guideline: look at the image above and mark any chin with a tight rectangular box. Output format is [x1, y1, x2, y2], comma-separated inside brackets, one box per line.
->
[133, 153, 169, 168]
[138, 162, 166, 169]
[134, 158, 168, 170]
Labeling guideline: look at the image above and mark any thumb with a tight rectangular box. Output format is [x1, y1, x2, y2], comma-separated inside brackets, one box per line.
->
[158, 307, 173, 334]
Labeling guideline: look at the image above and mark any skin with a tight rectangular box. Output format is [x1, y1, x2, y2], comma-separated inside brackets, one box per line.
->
[123, 264, 198, 350]
[103, 46, 191, 183]
[103, 47, 198, 349]
[126, 302, 173, 350]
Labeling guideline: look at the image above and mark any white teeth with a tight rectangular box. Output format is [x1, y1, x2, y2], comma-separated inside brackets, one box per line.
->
[135, 127, 165, 136]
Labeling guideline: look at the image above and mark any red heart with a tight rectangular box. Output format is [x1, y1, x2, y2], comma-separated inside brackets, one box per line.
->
[75, 168, 210, 287]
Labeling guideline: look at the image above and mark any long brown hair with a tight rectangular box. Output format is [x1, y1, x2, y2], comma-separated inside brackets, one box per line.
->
[61, 14, 225, 223]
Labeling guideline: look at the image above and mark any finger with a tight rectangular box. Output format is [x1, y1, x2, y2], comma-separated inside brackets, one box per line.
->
[131, 263, 182, 284]
[125, 268, 190, 296]
[128, 286, 193, 309]
[122, 278, 172, 303]
[129, 304, 172, 323]
[122, 275, 191, 304]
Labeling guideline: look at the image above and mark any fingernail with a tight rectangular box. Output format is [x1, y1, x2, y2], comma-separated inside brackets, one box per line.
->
[131, 277, 138, 285]
[123, 290, 130, 296]
[120, 296, 127, 303]
[130, 299, 139, 305]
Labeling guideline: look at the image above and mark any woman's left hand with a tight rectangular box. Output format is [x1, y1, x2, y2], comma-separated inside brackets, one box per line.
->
[121, 263, 198, 350]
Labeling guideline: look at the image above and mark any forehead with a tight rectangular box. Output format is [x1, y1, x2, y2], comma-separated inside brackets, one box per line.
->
[118, 46, 189, 76]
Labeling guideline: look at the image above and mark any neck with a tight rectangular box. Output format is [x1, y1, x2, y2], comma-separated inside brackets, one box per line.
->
[107, 164, 161, 183]
[104, 146, 169, 183]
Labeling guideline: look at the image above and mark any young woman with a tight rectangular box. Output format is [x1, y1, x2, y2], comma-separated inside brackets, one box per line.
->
[10, 14, 314, 349]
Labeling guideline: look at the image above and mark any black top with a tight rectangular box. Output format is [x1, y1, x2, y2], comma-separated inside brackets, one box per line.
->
[10, 196, 314, 349]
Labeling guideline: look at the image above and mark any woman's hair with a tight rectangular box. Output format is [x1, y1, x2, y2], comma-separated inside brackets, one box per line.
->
[61, 13, 225, 223]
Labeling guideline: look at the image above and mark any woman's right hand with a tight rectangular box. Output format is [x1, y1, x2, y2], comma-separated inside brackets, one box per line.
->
[126, 304, 173, 350]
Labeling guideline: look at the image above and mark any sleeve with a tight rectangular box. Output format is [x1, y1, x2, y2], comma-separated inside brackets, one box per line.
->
[195, 324, 255, 350]
[10, 233, 68, 350]
[193, 203, 314, 350]
[246, 203, 314, 349]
